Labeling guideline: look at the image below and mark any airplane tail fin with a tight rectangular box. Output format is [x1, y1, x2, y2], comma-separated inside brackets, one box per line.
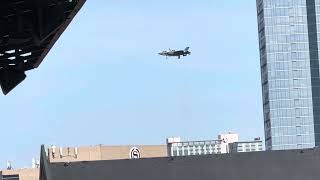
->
[184, 47, 190, 52]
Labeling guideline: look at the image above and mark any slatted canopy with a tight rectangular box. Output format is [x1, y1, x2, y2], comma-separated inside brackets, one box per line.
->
[0, 0, 86, 95]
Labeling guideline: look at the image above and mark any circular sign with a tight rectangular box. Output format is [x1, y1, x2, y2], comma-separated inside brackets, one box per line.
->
[129, 147, 141, 159]
[222, 137, 228, 143]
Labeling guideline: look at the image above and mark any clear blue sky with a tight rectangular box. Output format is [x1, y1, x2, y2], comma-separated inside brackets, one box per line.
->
[0, 1, 263, 168]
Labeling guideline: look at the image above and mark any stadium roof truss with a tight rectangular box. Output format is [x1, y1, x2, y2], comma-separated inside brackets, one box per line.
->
[0, 0, 86, 95]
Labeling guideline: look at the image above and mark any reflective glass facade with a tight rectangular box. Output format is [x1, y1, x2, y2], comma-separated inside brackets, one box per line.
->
[257, 0, 320, 150]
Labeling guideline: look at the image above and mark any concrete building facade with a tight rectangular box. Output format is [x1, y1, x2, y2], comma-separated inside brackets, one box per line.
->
[167, 133, 262, 156]
[229, 138, 264, 153]
[1, 168, 38, 180]
[1, 134, 261, 180]
[1, 144, 167, 180]
[167, 138, 223, 156]
[48, 144, 167, 163]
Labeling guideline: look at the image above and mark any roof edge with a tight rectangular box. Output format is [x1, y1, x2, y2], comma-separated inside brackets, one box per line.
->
[34, 0, 86, 68]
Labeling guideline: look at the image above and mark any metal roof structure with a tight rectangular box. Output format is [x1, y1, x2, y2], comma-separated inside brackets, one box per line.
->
[0, 0, 86, 95]
[39, 144, 320, 180]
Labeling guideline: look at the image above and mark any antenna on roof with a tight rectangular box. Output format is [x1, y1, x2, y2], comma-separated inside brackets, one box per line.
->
[31, 158, 40, 168]
[36, 160, 40, 168]
[254, 137, 261, 141]
[58, 146, 78, 159]
[32, 158, 36, 168]
[59, 147, 63, 158]
[74, 147, 78, 158]
[6, 161, 12, 170]
[51, 145, 56, 158]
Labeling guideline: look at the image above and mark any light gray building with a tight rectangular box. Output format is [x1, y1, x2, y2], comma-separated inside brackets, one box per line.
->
[166, 134, 263, 156]
[256, 0, 320, 150]
[229, 139, 264, 153]
[167, 137, 223, 156]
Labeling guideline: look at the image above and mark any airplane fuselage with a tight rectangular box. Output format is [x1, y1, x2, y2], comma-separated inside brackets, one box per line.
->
[159, 47, 191, 59]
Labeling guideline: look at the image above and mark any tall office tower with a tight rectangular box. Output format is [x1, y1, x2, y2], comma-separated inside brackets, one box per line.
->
[256, 0, 320, 150]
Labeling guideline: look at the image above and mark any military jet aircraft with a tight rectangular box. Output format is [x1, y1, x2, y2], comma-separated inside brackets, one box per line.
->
[158, 47, 191, 59]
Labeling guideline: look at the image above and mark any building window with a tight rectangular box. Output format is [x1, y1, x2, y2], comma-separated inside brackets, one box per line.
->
[3, 175, 19, 180]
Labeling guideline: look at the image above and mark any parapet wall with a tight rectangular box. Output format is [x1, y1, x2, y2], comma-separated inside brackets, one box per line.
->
[44, 148, 320, 180]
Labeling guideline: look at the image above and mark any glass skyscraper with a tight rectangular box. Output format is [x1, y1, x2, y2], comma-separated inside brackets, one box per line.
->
[256, 0, 320, 150]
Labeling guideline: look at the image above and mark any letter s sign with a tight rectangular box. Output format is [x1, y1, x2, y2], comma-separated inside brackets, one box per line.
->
[129, 147, 141, 159]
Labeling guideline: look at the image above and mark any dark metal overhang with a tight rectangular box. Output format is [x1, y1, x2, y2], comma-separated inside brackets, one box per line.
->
[39, 144, 320, 180]
[0, 0, 86, 95]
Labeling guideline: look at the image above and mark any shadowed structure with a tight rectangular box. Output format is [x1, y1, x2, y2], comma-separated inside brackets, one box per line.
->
[0, 0, 86, 95]
[38, 145, 320, 180]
